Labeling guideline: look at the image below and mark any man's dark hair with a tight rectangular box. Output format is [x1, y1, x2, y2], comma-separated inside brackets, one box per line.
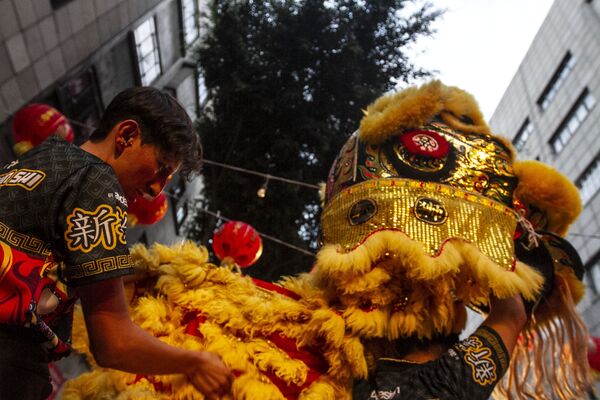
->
[90, 86, 202, 179]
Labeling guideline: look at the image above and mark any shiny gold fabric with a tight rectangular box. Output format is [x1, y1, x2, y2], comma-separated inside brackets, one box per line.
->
[321, 178, 518, 270]
[326, 122, 517, 208]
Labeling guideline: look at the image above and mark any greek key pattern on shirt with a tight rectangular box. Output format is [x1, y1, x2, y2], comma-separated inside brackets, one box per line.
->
[457, 336, 497, 386]
[68, 254, 133, 279]
[0, 221, 51, 256]
[64, 204, 127, 253]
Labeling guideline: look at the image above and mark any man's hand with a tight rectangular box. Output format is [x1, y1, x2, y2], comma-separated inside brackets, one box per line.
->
[78, 278, 233, 398]
[186, 351, 233, 400]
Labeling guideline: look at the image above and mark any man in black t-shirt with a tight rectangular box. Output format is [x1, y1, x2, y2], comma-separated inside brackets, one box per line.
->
[0, 87, 232, 400]
[353, 295, 526, 400]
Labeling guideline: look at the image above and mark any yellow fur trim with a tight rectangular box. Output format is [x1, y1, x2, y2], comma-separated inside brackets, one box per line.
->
[514, 160, 582, 236]
[66, 241, 356, 399]
[297, 377, 340, 400]
[12, 141, 33, 157]
[313, 231, 543, 339]
[359, 81, 490, 145]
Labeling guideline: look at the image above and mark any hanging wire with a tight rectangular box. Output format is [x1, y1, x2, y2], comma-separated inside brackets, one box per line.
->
[202, 159, 320, 190]
[161, 190, 316, 257]
[1, 104, 322, 192]
[8, 106, 600, 246]
[196, 207, 316, 257]
[1, 104, 318, 256]
[568, 233, 600, 240]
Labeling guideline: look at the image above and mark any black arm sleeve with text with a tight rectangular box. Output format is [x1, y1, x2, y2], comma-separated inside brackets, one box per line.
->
[353, 326, 509, 400]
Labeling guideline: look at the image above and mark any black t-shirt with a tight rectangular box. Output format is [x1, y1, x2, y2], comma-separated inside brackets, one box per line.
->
[353, 326, 509, 400]
[0, 137, 133, 335]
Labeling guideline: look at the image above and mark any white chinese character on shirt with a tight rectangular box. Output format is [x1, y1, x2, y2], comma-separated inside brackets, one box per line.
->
[65, 205, 120, 252]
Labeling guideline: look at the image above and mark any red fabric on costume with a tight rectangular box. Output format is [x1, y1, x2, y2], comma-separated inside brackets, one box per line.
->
[251, 278, 301, 300]
[589, 336, 600, 372]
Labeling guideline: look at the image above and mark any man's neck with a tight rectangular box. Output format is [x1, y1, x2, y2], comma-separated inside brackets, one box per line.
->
[402, 351, 438, 363]
[403, 343, 447, 363]
[80, 140, 111, 163]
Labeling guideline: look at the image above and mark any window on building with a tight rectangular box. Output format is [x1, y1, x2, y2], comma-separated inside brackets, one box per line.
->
[50, 0, 74, 9]
[549, 89, 596, 153]
[181, 0, 200, 48]
[134, 17, 161, 86]
[578, 154, 600, 204]
[171, 177, 186, 200]
[197, 70, 207, 109]
[537, 52, 576, 111]
[585, 258, 600, 294]
[513, 118, 534, 151]
[56, 68, 103, 144]
[96, 37, 137, 107]
[174, 202, 189, 234]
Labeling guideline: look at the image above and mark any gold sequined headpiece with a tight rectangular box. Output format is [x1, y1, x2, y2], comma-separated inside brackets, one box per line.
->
[322, 81, 519, 270]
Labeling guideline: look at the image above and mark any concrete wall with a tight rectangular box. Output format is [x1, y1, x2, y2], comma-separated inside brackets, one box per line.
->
[0, 0, 204, 244]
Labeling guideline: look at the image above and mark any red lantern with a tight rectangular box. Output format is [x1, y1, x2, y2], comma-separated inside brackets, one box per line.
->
[12, 104, 75, 155]
[212, 221, 263, 268]
[127, 193, 168, 225]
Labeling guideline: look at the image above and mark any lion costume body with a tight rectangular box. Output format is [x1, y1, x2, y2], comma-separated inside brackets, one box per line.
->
[63, 81, 591, 399]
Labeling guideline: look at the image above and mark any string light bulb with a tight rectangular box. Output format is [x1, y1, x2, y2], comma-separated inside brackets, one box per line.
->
[257, 176, 270, 198]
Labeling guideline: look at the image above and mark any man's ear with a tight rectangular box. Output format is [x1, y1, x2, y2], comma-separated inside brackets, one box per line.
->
[115, 120, 140, 156]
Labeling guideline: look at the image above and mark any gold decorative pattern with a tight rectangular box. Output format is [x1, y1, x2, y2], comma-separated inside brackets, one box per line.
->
[321, 178, 517, 270]
[65, 204, 123, 253]
[458, 336, 497, 386]
[476, 327, 508, 372]
[69, 255, 133, 280]
[0, 221, 51, 256]
[327, 134, 359, 200]
[326, 122, 517, 208]
[430, 123, 516, 206]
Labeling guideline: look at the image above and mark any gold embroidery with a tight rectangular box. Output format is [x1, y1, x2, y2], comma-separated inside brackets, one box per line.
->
[0, 221, 51, 256]
[69, 255, 133, 280]
[460, 336, 497, 386]
[115, 207, 127, 246]
[477, 328, 508, 371]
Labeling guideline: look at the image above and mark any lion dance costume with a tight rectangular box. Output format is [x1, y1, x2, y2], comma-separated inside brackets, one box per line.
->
[63, 81, 592, 399]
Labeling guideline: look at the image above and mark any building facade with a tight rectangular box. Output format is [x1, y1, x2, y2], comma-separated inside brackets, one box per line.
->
[489, 0, 600, 335]
[0, 0, 208, 245]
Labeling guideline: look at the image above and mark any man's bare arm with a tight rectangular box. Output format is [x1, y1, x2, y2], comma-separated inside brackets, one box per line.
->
[77, 277, 232, 399]
[482, 294, 527, 358]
